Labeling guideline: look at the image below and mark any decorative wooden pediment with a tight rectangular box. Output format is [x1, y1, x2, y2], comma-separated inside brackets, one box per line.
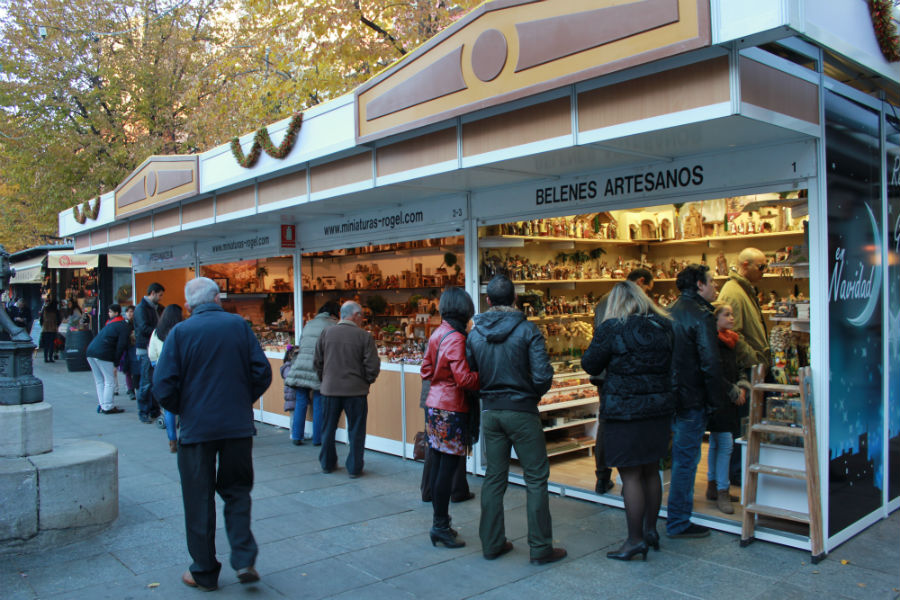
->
[356, 0, 710, 143]
[115, 155, 198, 218]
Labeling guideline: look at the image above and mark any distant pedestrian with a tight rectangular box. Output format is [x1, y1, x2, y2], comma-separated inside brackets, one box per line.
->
[667, 264, 724, 539]
[134, 283, 164, 423]
[582, 281, 674, 561]
[285, 301, 340, 446]
[467, 275, 566, 565]
[149, 304, 184, 453]
[120, 305, 137, 401]
[38, 298, 59, 363]
[153, 277, 272, 592]
[420, 287, 480, 549]
[314, 301, 380, 477]
[85, 304, 129, 414]
[10, 297, 32, 334]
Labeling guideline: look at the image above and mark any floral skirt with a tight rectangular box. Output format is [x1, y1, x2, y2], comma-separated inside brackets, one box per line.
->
[425, 407, 468, 456]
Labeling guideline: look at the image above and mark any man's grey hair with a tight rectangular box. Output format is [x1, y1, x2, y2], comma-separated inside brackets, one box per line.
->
[340, 301, 362, 320]
[185, 277, 219, 308]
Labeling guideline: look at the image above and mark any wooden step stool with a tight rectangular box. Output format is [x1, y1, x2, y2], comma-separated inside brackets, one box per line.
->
[741, 364, 825, 563]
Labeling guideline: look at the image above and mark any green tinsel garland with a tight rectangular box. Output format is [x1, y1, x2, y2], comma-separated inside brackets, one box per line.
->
[230, 113, 304, 168]
[869, 0, 900, 63]
[72, 196, 101, 224]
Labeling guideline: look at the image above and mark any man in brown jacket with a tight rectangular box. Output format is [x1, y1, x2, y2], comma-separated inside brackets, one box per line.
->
[314, 301, 380, 477]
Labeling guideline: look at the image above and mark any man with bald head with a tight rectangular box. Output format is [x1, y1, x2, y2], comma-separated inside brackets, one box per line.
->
[314, 301, 380, 477]
[718, 248, 771, 372]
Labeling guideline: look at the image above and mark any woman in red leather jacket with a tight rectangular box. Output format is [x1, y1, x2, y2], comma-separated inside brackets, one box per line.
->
[420, 287, 480, 548]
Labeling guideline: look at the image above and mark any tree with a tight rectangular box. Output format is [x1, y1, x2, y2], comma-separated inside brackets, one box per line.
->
[0, 0, 479, 251]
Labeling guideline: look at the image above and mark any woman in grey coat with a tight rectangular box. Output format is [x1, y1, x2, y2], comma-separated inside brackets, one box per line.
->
[284, 301, 340, 445]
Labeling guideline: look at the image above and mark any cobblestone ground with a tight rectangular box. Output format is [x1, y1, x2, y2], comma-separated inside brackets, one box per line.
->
[3, 360, 898, 599]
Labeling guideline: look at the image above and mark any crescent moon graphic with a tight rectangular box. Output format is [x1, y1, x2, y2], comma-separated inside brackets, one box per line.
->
[847, 203, 882, 326]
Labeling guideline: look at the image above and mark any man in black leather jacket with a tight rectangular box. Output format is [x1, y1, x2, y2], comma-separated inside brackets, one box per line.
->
[467, 275, 566, 565]
[666, 264, 725, 538]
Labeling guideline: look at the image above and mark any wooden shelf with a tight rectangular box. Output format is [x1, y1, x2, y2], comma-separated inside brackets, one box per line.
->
[543, 417, 597, 432]
[546, 443, 594, 458]
[528, 313, 593, 321]
[538, 396, 599, 412]
[648, 231, 804, 246]
[512, 278, 620, 285]
[305, 243, 463, 258]
[483, 235, 633, 247]
[771, 317, 810, 323]
[304, 285, 444, 293]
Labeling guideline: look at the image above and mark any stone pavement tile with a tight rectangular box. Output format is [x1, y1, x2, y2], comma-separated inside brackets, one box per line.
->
[256, 535, 337, 573]
[110, 539, 192, 574]
[249, 491, 312, 520]
[783, 559, 900, 600]
[139, 494, 185, 520]
[327, 581, 418, 599]
[550, 521, 632, 563]
[308, 494, 414, 525]
[386, 543, 541, 599]
[290, 478, 377, 507]
[263, 472, 343, 495]
[99, 516, 186, 553]
[0, 570, 37, 600]
[752, 582, 855, 600]
[690, 536, 808, 580]
[7, 537, 110, 570]
[310, 510, 434, 551]
[119, 480, 184, 505]
[342, 532, 480, 580]
[19, 551, 135, 598]
[264, 556, 379, 599]
[118, 470, 176, 492]
[829, 526, 900, 577]
[647, 556, 779, 599]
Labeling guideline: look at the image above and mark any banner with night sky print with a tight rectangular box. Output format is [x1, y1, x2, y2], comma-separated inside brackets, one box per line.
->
[887, 115, 899, 502]
[825, 92, 884, 535]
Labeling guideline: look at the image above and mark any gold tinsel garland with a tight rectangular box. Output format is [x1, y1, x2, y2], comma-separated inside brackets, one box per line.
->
[230, 113, 304, 168]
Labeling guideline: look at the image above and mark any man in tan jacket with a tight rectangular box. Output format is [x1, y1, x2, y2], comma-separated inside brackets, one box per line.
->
[717, 248, 771, 371]
[314, 301, 380, 477]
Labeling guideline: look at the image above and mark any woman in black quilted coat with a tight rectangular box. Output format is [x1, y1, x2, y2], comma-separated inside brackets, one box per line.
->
[581, 281, 675, 562]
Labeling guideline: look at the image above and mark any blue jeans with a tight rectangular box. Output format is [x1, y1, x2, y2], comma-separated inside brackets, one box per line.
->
[707, 431, 733, 491]
[319, 395, 367, 475]
[163, 408, 178, 442]
[291, 388, 324, 445]
[137, 353, 159, 420]
[666, 408, 707, 535]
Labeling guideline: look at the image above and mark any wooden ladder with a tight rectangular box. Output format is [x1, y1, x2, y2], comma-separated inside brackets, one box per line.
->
[740, 364, 825, 562]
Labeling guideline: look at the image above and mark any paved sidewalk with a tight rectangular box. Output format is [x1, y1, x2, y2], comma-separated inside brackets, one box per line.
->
[3, 361, 898, 599]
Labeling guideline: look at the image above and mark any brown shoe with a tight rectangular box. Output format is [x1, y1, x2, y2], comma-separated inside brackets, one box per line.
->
[716, 489, 735, 514]
[181, 570, 217, 592]
[484, 540, 514, 560]
[530, 547, 567, 565]
[706, 480, 717, 500]
[236, 566, 260, 584]
[169, 440, 178, 453]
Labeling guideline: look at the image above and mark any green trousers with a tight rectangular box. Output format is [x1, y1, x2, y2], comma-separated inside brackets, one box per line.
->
[479, 409, 553, 559]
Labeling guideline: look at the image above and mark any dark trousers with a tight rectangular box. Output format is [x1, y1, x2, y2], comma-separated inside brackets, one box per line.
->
[177, 437, 257, 589]
[319, 395, 368, 475]
[421, 446, 470, 501]
[137, 354, 159, 420]
[40, 332, 56, 361]
[480, 410, 553, 560]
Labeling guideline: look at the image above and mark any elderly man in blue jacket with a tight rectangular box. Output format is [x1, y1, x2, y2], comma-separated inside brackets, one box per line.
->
[153, 277, 272, 592]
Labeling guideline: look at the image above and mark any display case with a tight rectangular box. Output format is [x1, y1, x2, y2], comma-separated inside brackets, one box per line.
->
[301, 236, 465, 363]
[200, 256, 295, 352]
[539, 369, 599, 457]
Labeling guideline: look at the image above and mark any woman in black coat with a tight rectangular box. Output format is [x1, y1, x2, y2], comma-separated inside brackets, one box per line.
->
[581, 281, 675, 561]
[86, 304, 130, 414]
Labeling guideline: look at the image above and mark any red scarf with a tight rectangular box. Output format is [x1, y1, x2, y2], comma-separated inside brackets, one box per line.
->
[718, 328, 738, 348]
[107, 316, 124, 325]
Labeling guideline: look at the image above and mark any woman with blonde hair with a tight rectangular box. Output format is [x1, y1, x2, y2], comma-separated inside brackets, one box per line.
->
[581, 281, 675, 561]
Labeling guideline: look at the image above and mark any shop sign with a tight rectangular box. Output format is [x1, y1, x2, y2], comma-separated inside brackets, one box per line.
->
[132, 243, 196, 271]
[472, 140, 815, 220]
[47, 251, 99, 269]
[197, 227, 281, 260]
[281, 225, 296, 249]
[297, 195, 467, 248]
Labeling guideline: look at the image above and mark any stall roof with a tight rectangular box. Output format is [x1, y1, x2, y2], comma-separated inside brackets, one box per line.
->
[9, 255, 45, 284]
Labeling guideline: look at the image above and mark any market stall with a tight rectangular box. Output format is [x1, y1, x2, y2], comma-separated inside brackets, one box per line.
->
[56, 0, 897, 553]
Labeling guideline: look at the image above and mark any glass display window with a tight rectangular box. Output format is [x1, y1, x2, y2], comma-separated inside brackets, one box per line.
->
[301, 236, 464, 364]
[200, 256, 295, 352]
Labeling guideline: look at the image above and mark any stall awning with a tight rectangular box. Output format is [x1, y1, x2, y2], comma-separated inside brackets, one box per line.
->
[10, 256, 45, 284]
[48, 251, 98, 269]
[106, 254, 132, 268]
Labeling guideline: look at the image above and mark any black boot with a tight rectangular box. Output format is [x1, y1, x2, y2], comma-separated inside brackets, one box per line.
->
[430, 516, 465, 548]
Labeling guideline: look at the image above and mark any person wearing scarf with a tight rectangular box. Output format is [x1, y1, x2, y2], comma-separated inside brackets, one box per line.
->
[707, 304, 752, 514]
